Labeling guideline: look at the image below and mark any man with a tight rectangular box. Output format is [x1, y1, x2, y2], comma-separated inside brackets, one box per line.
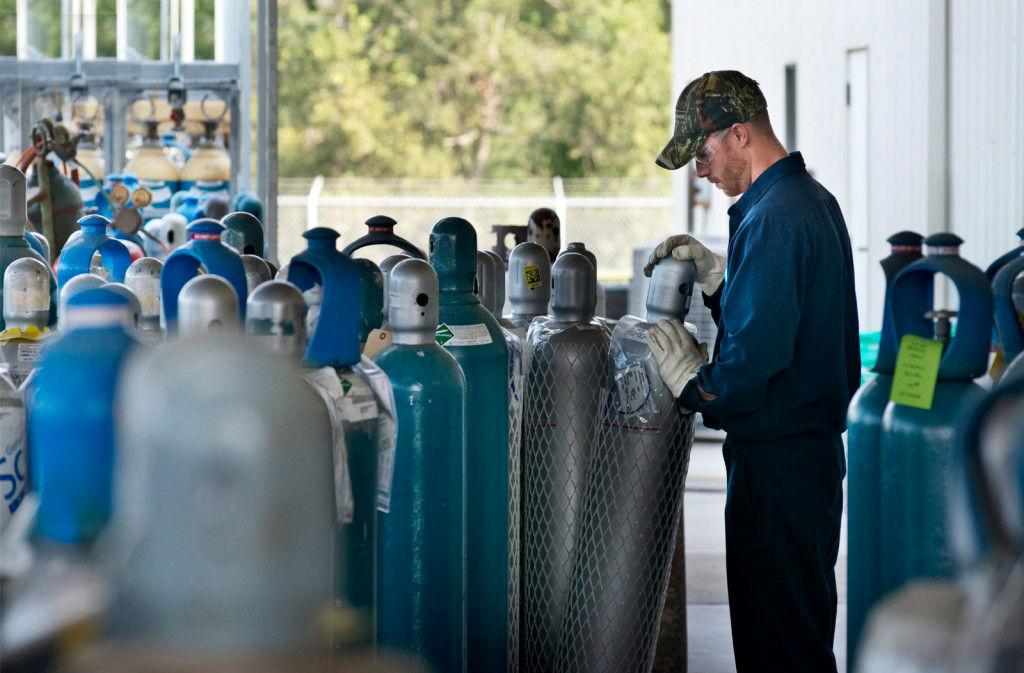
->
[645, 71, 860, 673]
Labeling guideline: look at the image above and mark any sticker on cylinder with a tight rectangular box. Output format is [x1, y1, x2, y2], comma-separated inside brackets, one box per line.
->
[612, 364, 653, 416]
[437, 322, 493, 347]
[524, 264, 542, 289]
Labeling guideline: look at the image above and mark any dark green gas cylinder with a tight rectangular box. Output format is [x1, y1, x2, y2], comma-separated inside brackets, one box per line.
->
[1, 166, 57, 329]
[374, 258, 467, 672]
[430, 217, 510, 673]
[879, 233, 992, 594]
[353, 258, 384, 349]
[27, 159, 83, 255]
[846, 231, 924, 667]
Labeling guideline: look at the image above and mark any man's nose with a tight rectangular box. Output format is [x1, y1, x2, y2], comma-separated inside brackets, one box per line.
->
[694, 161, 710, 178]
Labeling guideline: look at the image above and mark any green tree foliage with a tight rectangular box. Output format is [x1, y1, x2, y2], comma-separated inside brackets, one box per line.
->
[278, 0, 671, 178]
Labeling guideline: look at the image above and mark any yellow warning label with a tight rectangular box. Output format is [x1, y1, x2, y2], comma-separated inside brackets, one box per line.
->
[524, 264, 542, 289]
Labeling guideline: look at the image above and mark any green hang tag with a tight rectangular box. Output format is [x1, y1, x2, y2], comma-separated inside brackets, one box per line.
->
[889, 334, 943, 409]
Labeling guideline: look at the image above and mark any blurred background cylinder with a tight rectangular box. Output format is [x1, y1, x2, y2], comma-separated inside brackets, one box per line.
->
[124, 257, 164, 341]
[176, 275, 240, 337]
[505, 242, 551, 338]
[245, 280, 308, 361]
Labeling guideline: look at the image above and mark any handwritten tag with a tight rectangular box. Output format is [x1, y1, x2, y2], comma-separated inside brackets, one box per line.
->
[890, 335, 943, 409]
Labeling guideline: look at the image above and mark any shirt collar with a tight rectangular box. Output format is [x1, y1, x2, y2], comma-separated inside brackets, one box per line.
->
[727, 151, 807, 220]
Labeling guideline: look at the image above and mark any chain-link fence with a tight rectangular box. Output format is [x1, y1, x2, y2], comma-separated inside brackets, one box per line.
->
[277, 177, 675, 283]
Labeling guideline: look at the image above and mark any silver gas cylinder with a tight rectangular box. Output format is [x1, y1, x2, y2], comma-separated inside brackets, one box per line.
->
[1, 258, 52, 387]
[378, 254, 410, 329]
[103, 283, 143, 332]
[556, 256, 697, 673]
[26, 232, 50, 264]
[560, 242, 607, 319]
[124, 257, 164, 341]
[104, 335, 337, 657]
[505, 241, 551, 338]
[241, 254, 272, 295]
[57, 273, 106, 329]
[485, 250, 506, 319]
[521, 251, 610, 673]
[245, 280, 307, 361]
[475, 250, 499, 316]
[176, 275, 240, 337]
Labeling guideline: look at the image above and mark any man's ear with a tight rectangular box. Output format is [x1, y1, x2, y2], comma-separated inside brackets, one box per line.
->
[731, 123, 751, 148]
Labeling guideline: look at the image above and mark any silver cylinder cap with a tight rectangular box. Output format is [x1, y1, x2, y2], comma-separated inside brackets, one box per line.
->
[241, 254, 273, 294]
[245, 280, 308, 360]
[646, 257, 697, 322]
[550, 252, 596, 324]
[562, 241, 597, 274]
[104, 282, 143, 329]
[507, 242, 550, 318]
[177, 275, 240, 337]
[379, 254, 410, 326]
[3, 257, 50, 329]
[58, 273, 107, 328]
[1, 164, 29, 236]
[26, 231, 51, 262]
[485, 250, 506, 316]
[389, 259, 439, 345]
[125, 257, 164, 320]
[475, 250, 498, 315]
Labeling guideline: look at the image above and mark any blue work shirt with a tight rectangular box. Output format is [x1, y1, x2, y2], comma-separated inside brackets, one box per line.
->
[679, 152, 861, 441]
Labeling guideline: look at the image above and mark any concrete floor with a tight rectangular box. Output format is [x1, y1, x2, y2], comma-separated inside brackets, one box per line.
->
[684, 438, 848, 673]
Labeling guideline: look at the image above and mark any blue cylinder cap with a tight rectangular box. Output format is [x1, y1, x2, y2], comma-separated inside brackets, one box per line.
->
[188, 219, 225, 240]
[303, 226, 339, 249]
[430, 217, 477, 294]
[366, 215, 397, 230]
[887, 231, 924, 250]
[925, 233, 964, 254]
[1017, 228, 1024, 240]
[78, 214, 112, 233]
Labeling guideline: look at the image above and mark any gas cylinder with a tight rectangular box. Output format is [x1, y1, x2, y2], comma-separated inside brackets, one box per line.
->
[983, 227, 1024, 281]
[74, 121, 106, 215]
[0, 371, 27, 532]
[176, 193, 204, 223]
[57, 272, 106, 329]
[28, 287, 138, 545]
[504, 242, 551, 338]
[55, 214, 131, 292]
[378, 254, 410, 329]
[846, 230, 925, 666]
[104, 335, 337, 657]
[485, 250, 506, 317]
[233, 191, 264, 223]
[159, 212, 188, 255]
[985, 228, 1024, 378]
[241, 254, 272, 295]
[161, 219, 247, 330]
[993, 254, 1024, 377]
[201, 194, 231, 220]
[476, 250, 499, 316]
[160, 129, 191, 170]
[1, 165, 58, 329]
[26, 231, 50, 263]
[0, 258, 52, 388]
[276, 263, 290, 281]
[557, 256, 697, 673]
[521, 251, 610, 673]
[342, 215, 426, 259]
[354, 258, 384, 348]
[27, 160, 83, 254]
[123, 121, 180, 222]
[880, 233, 993, 594]
[288, 227, 392, 646]
[429, 216, 511, 673]
[176, 275, 240, 337]
[221, 211, 265, 257]
[124, 257, 163, 341]
[180, 120, 231, 202]
[527, 207, 561, 264]
[559, 242, 606, 320]
[104, 282, 143, 334]
[373, 258, 467, 672]
[245, 280, 307, 360]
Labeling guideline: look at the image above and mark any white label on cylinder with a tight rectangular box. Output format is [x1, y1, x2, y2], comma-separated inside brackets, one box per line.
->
[337, 374, 379, 423]
[442, 322, 493, 347]
[0, 391, 27, 532]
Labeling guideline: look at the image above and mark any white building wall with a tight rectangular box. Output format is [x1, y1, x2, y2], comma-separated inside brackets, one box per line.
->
[669, 0, 1024, 331]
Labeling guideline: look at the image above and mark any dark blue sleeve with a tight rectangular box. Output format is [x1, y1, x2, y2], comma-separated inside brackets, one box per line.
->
[679, 215, 806, 416]
[703, 285, 723, 326]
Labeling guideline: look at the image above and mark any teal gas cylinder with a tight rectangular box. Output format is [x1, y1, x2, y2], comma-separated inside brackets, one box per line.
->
[846, 231, 925, 667]
[373, 258, 467, 672]
[879, 233, 993, 594]
[993, 254, 1024, 369]
[1, 165, 57, 329]
[288, 227, 384, 645]
[429, 216, 511, 673]
[983, 228, 1024, 282]
[354, 258, 384, 348]
[160, 219, 247, 332]
[28, 287, 138, 545]
[221, 211, 266, 257]
[55, 214, 131, 293]
[27, 159, 84, 255]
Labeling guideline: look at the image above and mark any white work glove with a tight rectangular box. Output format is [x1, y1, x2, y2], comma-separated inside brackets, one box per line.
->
[648, 319, 709, 401]
[643, 234, 726, 294]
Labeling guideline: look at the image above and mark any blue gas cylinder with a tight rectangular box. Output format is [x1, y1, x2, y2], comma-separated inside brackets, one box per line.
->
[993, 254, 1024, 369]
[846, 231, 925, 666]
[288, 227, 385, 642]
[429, 216, 511, 673]
[983, 227, 1024, 282]
[354, 258, 384, 348]
[161, 219, 247, 330]
[879, 233, 993, 594]
[28, 287, 139, 544]
[374, 258, 467, 672]
[56, 214, 132, 292]
[1, 165, 58, 329]
[175, 194, 204, 223]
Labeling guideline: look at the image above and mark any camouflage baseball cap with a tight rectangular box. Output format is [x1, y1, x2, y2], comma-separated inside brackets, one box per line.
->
[655, 70, 768, 170]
